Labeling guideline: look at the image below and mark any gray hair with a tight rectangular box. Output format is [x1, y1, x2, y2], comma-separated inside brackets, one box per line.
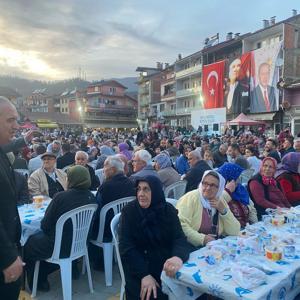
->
[75, 151, 89, 160]
[105, 156, 125, 173]
[189, 149, 202, 160]
[135, 149, 152, 165]
[0, 96, 14, 116]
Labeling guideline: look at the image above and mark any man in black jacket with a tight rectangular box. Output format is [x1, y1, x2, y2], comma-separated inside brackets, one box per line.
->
[213, 144, 228, 168]
[56, 143, 75, 169]
[185, 150, 211, 193]
[0, 96, 24, 299]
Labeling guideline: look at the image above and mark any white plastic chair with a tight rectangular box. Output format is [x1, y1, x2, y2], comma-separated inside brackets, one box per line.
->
[164, 180, 187, 200]
[110, 213, 125, 300]
[90, 196, 135, 286]
[166, 198, 177, 207]
[15, 168, 29, 178]
[95, 169, 105, 186]
[31, 204, 98, 300]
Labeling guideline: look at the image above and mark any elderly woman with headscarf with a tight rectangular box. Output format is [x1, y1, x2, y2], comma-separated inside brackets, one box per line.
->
[218, 163, 258, 228]
[153, 153, 180, 188]
[176, 170, 240, 248]
[24, 165, 96, 291]
[248, 157, 291, 220]
[118, 142, 133, 161]
[95, 145, 115, 170]
[119, 175, 192, 300]
[275, 152, 300, 205]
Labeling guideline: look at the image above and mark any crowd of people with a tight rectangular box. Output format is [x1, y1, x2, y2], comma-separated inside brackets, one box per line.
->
[1, 94, 300, 299]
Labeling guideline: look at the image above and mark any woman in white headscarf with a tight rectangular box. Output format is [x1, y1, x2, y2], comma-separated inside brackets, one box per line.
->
[176, 170, 240, 247]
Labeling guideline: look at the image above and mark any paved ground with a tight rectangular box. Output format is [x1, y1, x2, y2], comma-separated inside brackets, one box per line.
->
[20, 265, 121, 300]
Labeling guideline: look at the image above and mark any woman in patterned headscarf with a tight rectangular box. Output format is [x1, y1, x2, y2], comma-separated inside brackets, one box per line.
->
[248, 157, 291, 220]
[153, 153, 180, 189]
[275, 152, 300, 205]
[176, 170, 240, 248]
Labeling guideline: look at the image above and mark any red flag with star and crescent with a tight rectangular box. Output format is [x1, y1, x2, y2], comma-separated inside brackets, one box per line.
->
[202, 60, 225, 109]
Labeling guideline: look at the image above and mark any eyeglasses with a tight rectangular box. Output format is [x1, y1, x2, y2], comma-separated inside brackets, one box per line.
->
[202, 181, 218, 189]
[137, 186, 151, 193]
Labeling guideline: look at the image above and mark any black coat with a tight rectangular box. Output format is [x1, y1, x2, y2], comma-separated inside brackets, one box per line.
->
[56, 152, 75, 169]
[15, 171, 30, 205]
[40, 188, 96, 257]
[119, 200, 191, 298]
[185, 160, 212, 193]
[93, 173, 135, 241]
[0, 148, 21, 272]
[213, 150, 228, 168]
[87, 164, 100, 191]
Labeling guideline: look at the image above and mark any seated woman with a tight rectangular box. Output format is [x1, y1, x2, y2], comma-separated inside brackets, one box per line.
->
[275, 152, 300, 206]
[176, 170, 240, 248]
[218, 162, 258, 228]
[28, 152, 67, 198]
[119, 175, 191, 300]
[24, 165, 96, 291]
[153, 153, 180, 188]
[248, 157, 291, 220]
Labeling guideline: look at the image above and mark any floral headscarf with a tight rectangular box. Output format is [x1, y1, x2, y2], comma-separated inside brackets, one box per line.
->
[154, 153, 172, 169]
[260, 157, 277, 186]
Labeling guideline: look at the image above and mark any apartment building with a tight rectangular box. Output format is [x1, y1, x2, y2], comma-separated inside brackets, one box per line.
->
[82, 80, 138, 128]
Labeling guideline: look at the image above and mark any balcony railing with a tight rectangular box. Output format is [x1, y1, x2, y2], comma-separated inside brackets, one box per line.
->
[176, 88, 201, 98]
[176, 64, 202, 79]
[162, 110, 176, 116]
[161, 92, 176, 101]
[176, 107, 194, 115]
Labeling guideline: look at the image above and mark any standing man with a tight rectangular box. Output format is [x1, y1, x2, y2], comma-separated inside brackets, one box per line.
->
[0, 96, 24, 299]
[251, 62, 277, 113]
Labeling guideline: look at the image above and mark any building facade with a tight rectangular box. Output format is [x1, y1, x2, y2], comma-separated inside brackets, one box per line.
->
[82, 80, 138, 128]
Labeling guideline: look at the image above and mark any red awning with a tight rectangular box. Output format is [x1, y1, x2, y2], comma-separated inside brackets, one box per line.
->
[228, 113, 265, 126]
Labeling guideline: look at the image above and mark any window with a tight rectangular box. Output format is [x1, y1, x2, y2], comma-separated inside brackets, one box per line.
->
[256, 42, 261, 49]
[109, 87, 116, 94]
[95, 86, 99, 92]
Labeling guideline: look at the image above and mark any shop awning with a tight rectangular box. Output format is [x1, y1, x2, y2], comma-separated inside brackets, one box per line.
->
[37, 122, 58, 128]
[248, 113, 276, 121]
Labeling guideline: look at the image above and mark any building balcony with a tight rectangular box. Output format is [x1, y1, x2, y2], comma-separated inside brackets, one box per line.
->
[85, 105, 136, 116]
[53, 103, 60, 108]
[162, 110, 176, 117]
[176, 107, 194, 115]
[161, 92, 176, 101]
[176, 64, 202, 79]
[176, 88, 201, 98]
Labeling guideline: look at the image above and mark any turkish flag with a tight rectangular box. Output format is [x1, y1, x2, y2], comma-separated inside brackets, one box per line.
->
[202, 60, 225, 109]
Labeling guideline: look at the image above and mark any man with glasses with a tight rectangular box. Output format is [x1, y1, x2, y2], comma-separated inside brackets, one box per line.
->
[28, 152, 67, 198]
[130, 149, 159, 181]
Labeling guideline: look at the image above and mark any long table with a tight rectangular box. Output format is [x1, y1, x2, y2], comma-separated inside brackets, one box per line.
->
[18, 200, 51, 246]
[161, 216, 300, 300]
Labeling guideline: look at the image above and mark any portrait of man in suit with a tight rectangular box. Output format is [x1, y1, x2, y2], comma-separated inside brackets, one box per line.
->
[226, 58, 250, 114]
[250, 62, 277, 113]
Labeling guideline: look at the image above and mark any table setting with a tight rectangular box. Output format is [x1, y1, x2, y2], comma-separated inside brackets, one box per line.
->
[18, 195, 51, 246]
[161, 206, 300, 300]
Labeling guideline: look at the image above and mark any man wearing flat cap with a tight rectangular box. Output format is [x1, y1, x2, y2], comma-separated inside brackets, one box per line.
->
[28, 152, 67, 198]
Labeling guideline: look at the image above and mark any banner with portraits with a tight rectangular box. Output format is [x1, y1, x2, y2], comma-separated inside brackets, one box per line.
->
[225, 53, 251, 114]
[250, 41, 282, 113]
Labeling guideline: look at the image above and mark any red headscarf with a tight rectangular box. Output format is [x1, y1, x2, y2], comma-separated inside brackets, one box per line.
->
[260, 157, 277, 186]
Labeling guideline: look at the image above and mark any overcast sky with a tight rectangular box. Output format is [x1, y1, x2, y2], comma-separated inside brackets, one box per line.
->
[0, 0, 299, 81]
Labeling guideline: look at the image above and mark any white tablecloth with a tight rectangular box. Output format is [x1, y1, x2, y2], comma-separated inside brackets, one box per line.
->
[18, 200, 51, 246]
[161, 221, 300, 300]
